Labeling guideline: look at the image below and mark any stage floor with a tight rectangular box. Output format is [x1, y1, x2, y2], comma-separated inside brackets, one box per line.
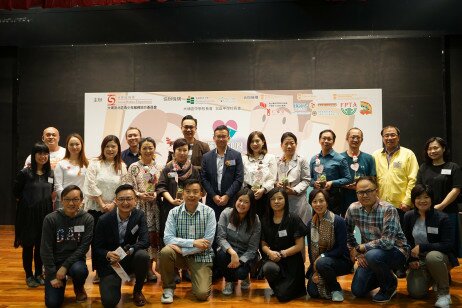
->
[1, 228, 461, 307]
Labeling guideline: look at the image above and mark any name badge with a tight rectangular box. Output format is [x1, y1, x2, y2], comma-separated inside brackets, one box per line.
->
[393, 161, 402, 169]
[227, 223, 236, 231]
[168, 172, 177, 179]
[131, 225, 139, 234]
[227, 160, 236, 166]
[189, 225, 195, 235]
[48, 177, 54, 184]
[278, 230, 288, 237]
[441, 169, 452, 175]
[74, 225, 84, 232]
[427, 227, 439, 234]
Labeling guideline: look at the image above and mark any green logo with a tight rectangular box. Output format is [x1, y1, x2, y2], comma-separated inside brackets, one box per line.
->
[186, 96, 195, 104]
[341, 107, 357, 116]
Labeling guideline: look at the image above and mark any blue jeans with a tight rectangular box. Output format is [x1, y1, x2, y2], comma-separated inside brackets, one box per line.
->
[45, 260, 88, 308]
[216, 249, 251, 282]
[351, 248, 406, 297]
[307, 256, 352, 297]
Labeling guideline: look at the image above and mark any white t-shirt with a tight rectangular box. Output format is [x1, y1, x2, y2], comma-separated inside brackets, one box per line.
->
[24, 146, 66, 170]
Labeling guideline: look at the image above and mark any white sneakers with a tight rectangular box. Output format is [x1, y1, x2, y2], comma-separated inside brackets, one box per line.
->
[161, 288, 174, 304]
[331, 290, 344, 302]
[240, 277, 251, 290]
[435, 294, 452, 308]
[222, 282, 234, 295]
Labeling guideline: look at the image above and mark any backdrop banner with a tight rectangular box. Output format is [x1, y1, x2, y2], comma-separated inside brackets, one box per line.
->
[85, 89, 382, 165]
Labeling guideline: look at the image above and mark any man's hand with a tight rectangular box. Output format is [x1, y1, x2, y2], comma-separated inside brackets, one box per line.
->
[106, 251, 121, 264]
[324, 181, 333, 190]
[218, 195, 229, 206]
[193, 238, 210, 250]
[56, 266, 67, 280]
[400, 203, 411, 212]
[50, 278, 63, 288]
[356, 254, 368, 268]
[213, 195, 221, 205]
[168, 244, 183, 254]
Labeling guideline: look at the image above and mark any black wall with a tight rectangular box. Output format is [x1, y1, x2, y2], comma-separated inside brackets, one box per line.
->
[1, 0, 461, 224]
[0, 47, 16, 225]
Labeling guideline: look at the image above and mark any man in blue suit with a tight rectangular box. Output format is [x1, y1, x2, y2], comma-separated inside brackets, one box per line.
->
[93, 184, 150, 307]
[201, 124, 244, 221]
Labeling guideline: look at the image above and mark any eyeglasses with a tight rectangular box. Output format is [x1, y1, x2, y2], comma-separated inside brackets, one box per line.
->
[116, 197, 135, 203]
[356, 189, 376, 196]
[63, 198, 81, 204]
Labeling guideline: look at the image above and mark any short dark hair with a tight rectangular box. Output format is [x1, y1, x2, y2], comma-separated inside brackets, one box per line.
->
[125, 126, 142, 138]
[115, 184, 137, 196]
[214, 125, 229, 135]
[281, 132, 297, 144]
[346, 127, 364, 140]
[182, 115, 197, 126]
[61, 185, 83, 200]
[319, 129, 336, 141]
[423, 137, 449, 164]
[380, 125, 400, 136]
[308, 188, 330, 204]
[356, 176, 378, 189]
[247, 131, 268, 156]
[173, 138, 188, 152]
[183, 178, 203, 192]
[411, 184, 434, 207]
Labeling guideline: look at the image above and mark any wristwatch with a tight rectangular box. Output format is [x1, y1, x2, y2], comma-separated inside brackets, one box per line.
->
[355, 245, 361, 253]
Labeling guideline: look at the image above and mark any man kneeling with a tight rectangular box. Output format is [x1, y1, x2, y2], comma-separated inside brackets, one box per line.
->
[160, 179, 216, 303]
[41, 185, 94, 307]
[93, 184, 150, 307]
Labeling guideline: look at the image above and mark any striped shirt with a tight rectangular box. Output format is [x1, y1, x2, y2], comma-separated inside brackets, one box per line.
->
[164, 202, 216, 263]
[345, 199, 410, 259]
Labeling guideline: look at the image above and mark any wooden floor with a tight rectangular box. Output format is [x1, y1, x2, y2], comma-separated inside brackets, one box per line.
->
[1, 228, 461, 307]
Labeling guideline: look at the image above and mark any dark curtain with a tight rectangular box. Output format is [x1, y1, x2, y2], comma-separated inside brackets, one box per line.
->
[0, 0, 148, 9]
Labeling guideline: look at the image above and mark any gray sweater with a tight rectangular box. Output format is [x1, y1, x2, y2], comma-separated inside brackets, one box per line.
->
[216, 207, 261, 263]
[40, 209, 94, 280]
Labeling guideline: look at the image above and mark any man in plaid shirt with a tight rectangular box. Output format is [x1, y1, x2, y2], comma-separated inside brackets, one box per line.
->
[345, 176, 410, 303]
[159, 179, 216, 304]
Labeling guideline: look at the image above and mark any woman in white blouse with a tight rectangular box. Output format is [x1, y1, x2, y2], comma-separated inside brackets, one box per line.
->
[54, 133, 89, 209]
[276, 132, 311, 223]
[242, 131, 277, 219]
[84, 135, 127, 283]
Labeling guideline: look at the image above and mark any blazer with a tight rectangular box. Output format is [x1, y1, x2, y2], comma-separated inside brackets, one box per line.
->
[167, 139, 210, 169]
[403, 208, 459, 268]
[93, 208, 149, 277]
[201, 147, 244, 208]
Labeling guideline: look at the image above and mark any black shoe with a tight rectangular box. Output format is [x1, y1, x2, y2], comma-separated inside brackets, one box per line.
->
[181, 269, 191, 282]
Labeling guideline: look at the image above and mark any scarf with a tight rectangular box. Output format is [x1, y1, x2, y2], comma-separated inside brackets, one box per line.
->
[172, 159, 193, 182]
[310, 210, 335, 299]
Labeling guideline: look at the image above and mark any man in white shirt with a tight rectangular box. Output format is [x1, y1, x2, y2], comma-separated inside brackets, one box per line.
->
[24, 127, 65, 170]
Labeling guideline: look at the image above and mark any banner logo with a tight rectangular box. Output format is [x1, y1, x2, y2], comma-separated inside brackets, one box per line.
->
[360, 101, 373, 115]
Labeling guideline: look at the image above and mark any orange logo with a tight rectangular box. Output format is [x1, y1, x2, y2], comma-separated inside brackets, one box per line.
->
[360, 101, 372, 115]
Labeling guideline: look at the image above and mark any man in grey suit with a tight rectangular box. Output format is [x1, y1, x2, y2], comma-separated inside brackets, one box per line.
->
[201, 124, 244, 221]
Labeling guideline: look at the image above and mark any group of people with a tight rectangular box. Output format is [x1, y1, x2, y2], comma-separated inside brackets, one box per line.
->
[12, 116, 461, 307]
